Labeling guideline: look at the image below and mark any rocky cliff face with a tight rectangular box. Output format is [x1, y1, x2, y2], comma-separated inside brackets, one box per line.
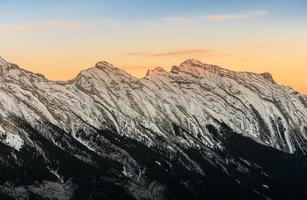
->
[0, 57, 306, 200]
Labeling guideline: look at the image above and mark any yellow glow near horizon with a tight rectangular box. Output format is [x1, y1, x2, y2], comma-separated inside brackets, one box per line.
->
[3, 48, 306, 94]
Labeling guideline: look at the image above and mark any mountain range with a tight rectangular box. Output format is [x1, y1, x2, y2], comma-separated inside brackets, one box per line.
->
[0, 56, 306, 200]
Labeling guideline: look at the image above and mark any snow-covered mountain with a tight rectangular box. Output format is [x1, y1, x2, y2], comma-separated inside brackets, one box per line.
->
[0, 56, 306, 200]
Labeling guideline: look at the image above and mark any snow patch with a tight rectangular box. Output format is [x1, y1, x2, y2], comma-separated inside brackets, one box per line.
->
[0, 130, 24, 151]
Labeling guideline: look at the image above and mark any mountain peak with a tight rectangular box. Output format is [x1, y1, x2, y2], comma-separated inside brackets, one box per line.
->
[171, 59, 204, 74]
[95, 61, 115, 70]
[180, 58, 204, 67]
[0, 56, 7, 65]
[171, 58, 222, 77]
[260, 72, 275, 83]
[0, 56, 18, 72]
[0, 57, 10, 70]
[146, 67, 168, 78]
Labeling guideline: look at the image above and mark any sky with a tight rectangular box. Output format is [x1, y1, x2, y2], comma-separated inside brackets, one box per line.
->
[0, 0, 306, 93]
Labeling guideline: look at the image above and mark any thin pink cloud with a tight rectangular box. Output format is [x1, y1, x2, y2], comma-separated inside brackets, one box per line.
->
[127, 49, 229, 58]
[0, 21, 82, 33]
[162, 16, 189, 24]
[205, 10, 268, 21]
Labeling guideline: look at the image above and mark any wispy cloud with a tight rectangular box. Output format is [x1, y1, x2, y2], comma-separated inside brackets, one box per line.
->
[205, 10, 268, 21]
[0, 18, 120, 34]
[88, 18, 120, 26]
[127, 49, 228, 57]
[0, 20, 82, 33]
[161, 10, 268, 25]
[162, 16, 189, 24]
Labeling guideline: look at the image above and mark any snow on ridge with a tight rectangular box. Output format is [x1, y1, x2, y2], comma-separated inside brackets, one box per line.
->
[0, 58, 306, 154]
[0, 130, 24, 151]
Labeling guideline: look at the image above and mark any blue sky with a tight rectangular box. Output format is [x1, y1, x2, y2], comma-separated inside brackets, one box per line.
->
[1, 0, 306, 23]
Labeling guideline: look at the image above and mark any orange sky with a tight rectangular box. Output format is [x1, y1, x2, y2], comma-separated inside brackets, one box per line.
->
[1, 2, 306, 94]
[2, 40, 306, 94]
[2, 50, 306, 94]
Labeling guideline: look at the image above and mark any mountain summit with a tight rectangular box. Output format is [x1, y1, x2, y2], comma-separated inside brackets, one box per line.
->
[0, 58, 306, 200]
[0, 56, 6, 64]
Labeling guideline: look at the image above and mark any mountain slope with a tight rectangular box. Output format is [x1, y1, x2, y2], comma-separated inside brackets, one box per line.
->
[0, 57, 306, 200]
